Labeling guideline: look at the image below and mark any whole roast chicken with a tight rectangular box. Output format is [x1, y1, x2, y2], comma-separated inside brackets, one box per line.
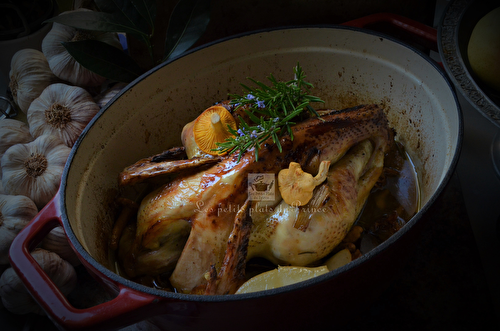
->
[116, 101, 393, 295]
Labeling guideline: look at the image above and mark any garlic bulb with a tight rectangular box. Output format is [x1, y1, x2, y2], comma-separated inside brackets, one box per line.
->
[0, 248, 77, 315]
[8, 49, 60, 114]
[1, 134, 71, 209]
[0, 119, 33, 164]
[42, 9, 123, 87]
[27, 83, 99, 147]
[42, 225, 80, 266]
[94, 82, 127, 108]
[0, 194, 38, 264]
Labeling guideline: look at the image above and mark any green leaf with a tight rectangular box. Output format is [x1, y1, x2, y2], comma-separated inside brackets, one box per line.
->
[220, 64, 325, 162]
[129, 0, 157, 30]
[272, 133, 282, 152]
[244, 109, 261, 124]
[163, 0, 211, 60]
[62, 40, 143, 83]
[46, 11, 149, 38]
[94, 0, 156, 35]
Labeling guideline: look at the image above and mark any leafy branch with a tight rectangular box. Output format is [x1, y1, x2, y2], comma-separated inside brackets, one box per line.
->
[46, 0, 211, 83]
[215, 64, 324, 161]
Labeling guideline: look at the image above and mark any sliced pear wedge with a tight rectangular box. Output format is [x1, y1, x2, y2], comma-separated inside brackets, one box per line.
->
[236, 266, 329, 294]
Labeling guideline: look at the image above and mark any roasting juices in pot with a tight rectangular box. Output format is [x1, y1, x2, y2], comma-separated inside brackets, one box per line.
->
[113, 65, 419, 295]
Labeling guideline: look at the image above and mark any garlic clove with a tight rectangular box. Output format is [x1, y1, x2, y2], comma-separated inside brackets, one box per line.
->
[0, 119, 34, 166]
[0, 248, 77, 315]
[41, 9, 123, 87]
[8, 49, 60, 114]
[0, 267, 42, 315]
[0, 194, 38, 265]
[27, 83, 100, 147]
[41, 225, 81, 266]
[94, 82, 127, 108]
[1, 134, 71, 209]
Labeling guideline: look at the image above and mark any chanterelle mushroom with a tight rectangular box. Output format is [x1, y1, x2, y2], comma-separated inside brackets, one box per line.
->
[192, 106, 237, 155]
[278, 161, 331, 206]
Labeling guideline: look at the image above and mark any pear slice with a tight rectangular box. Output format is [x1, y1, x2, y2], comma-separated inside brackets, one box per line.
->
[236, 266, 328, 294]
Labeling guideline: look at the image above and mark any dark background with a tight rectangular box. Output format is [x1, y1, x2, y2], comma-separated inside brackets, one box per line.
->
[2, 0, 499, 330]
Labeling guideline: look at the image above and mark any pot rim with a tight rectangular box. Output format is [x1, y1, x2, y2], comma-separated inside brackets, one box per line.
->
[60, 24, 463, 302]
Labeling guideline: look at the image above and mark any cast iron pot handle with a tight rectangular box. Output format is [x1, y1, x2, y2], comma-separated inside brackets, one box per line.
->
[9, 191, 159, 331]
[342, 12, 438, 52]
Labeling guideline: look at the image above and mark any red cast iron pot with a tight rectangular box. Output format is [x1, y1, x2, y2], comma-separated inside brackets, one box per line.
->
[9, 16, 462, 331]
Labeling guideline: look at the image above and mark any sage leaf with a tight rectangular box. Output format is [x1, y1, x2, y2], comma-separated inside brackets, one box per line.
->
[62, 40, 143, 83]
[163, 0, 211, 61]
[94, 0, 156, 35]
[46, 11, 148, 38]
[128, 0, 157, 30]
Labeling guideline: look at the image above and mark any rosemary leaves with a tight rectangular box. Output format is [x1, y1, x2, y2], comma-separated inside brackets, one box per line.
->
[215, 63, 324, 161]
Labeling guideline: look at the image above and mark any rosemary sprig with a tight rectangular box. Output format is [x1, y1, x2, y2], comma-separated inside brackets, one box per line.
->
[215, 63, 324, 161]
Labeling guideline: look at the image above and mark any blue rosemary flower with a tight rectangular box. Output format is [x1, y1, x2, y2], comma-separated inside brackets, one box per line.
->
[256, 100, 265, 108]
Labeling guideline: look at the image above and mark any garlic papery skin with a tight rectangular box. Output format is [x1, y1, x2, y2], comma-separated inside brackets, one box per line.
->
[94, 82, 127, 109]
[42, 225, 81, 266]
[0, 119, 34, 165]
[28, 83, 99, 147]
[42, 9, 123, 87]
[8, 49, 60, 114]
[0, 194, 38, 265]
[0, 248, 77, 315]
[1, 134, 70, 209]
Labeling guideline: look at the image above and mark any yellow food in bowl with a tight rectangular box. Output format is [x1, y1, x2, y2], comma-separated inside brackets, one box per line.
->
[236, 266, 329, 294]
[467, 7, 500, 92]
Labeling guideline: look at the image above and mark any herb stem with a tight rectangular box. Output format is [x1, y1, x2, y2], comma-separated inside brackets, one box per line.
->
[215, 63, 324, 161]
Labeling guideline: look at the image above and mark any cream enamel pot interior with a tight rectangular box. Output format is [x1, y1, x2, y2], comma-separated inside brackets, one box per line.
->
[9, 26, 462, 331]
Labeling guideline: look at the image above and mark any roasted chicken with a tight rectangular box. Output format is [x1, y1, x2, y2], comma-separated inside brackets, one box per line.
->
[117, 104, 393, 294]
